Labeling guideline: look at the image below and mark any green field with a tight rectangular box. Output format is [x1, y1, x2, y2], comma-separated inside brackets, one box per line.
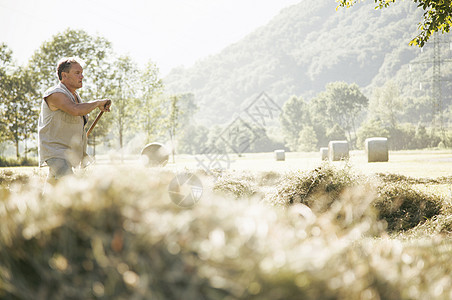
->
[186, 149, 452, 177]
[4, 149, 452, 176]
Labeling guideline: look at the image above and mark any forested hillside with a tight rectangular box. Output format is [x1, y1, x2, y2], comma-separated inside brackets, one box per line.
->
[163, 0, 452, 126]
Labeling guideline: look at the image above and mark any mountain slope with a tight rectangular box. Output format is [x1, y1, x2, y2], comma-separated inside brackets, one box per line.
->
[163, 0, 446, 125]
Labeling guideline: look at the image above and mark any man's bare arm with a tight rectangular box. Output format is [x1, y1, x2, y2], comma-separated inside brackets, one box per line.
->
[45, 93, 111, 116]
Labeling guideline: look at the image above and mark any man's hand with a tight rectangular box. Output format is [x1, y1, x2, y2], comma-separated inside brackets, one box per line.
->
[99, 99, 111, 112]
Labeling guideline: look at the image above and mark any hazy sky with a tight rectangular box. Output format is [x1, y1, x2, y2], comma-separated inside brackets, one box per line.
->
[0, 0, 301, 76]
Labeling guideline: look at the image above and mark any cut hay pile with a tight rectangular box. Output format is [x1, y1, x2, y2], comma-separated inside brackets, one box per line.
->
[263, 163, 445, 232]
[0, 165, 451, 299]
[373, 182, 443, 231]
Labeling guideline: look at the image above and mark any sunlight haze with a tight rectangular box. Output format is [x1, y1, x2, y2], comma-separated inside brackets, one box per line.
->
[0, 0, 301, 75]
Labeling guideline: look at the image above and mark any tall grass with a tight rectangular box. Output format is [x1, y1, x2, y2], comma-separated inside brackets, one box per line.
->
[0, 164, 451, 299]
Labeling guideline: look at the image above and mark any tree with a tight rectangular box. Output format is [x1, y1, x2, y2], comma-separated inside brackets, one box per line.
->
[310, 81, 368, 148]
[280, 95, 311, 151]
[356, 118, 390, 149]
[1, 44, 38, 159]
[400, 95, 434, 124]
[177, 124, 209, 155]
[110, 55, 140, 152]
[166, 95, 181, 163]
[0, 43, 14, 145]
[138, 61, 165, 143]
[84, 45, 116, 156]
[368, 81, 403, 129]
[297, 126, 318, 152]
[28, 28, 113, 93]
[1, 68, 38, 159]
[176, 93, 198, 130]
[336, 0, 452, 46]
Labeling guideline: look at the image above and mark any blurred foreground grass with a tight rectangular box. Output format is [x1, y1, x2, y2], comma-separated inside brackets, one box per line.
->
[0, 153, 451, 299]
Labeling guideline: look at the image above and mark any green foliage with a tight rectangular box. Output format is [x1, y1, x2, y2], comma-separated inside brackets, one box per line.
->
[310, 82, 368, 147]
[138, 61, 165, 144]
[356, 118, 390, 148]
[27, 28, 113, 94]
[0, 43, 13, 69]
[0, 156, 38, 167]
[165, 0, 436, 126]
[0, 44, 39, 159]
[297, 126, 318, 152]
[368, 80, 402, 128]
[388, 123, 443, 150]
[247, 127, 286, 153]
[1, 68, 39, 159]
[110, 55, 141, 150]
[280, 96, 311, 150]
[336, 0, 452, 46]
[177, 124, 210, 155]
[357, 119, 447, 150]
[399, 96, 434, 124]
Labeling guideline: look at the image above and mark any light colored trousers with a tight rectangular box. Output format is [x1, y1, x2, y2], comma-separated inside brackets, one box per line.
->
[46, 158, 73, 180]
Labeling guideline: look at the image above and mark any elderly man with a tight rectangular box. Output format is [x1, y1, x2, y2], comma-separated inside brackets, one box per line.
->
[38, 57, 111, 181]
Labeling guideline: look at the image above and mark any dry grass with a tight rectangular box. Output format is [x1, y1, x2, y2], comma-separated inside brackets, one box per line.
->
[0, 160, 451, 299]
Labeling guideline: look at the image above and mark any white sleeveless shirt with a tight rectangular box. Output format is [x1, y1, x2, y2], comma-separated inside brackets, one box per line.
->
[38, 82, 89, 167]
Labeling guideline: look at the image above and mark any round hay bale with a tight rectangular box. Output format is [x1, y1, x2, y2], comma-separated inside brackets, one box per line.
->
[274, 149, 285, 161]
[328, 140, 349, 161]
[140, 143, 170, 167]
[365, 137, 388, 162]
[320, 147, 328, 161]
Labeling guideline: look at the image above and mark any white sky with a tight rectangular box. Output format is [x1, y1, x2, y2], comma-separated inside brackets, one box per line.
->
[0, 0, 301, 76]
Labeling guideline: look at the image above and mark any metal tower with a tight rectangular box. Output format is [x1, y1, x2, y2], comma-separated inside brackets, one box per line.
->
[432, 32, 445, 141]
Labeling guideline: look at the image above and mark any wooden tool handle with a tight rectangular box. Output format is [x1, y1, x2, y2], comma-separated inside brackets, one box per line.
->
[86, 100, 111, 137]
[87, 111, 104, 137]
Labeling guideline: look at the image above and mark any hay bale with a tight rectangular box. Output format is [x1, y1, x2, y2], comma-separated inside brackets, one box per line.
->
[328, 141, 349, 161]
[320, 147, 328, 161]
[274, 149, 285, 161]
[365, 137, 388, 162]
[141, 142, 170, 166]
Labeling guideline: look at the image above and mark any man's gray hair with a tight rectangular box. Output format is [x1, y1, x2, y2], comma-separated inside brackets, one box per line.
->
[57, 57, 84, 80]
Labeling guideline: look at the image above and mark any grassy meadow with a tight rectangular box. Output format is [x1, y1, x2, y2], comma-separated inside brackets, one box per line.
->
[0, 149, 451, 299]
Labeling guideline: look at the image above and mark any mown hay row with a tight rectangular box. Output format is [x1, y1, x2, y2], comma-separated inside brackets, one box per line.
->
[0, 165, 451, 299]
